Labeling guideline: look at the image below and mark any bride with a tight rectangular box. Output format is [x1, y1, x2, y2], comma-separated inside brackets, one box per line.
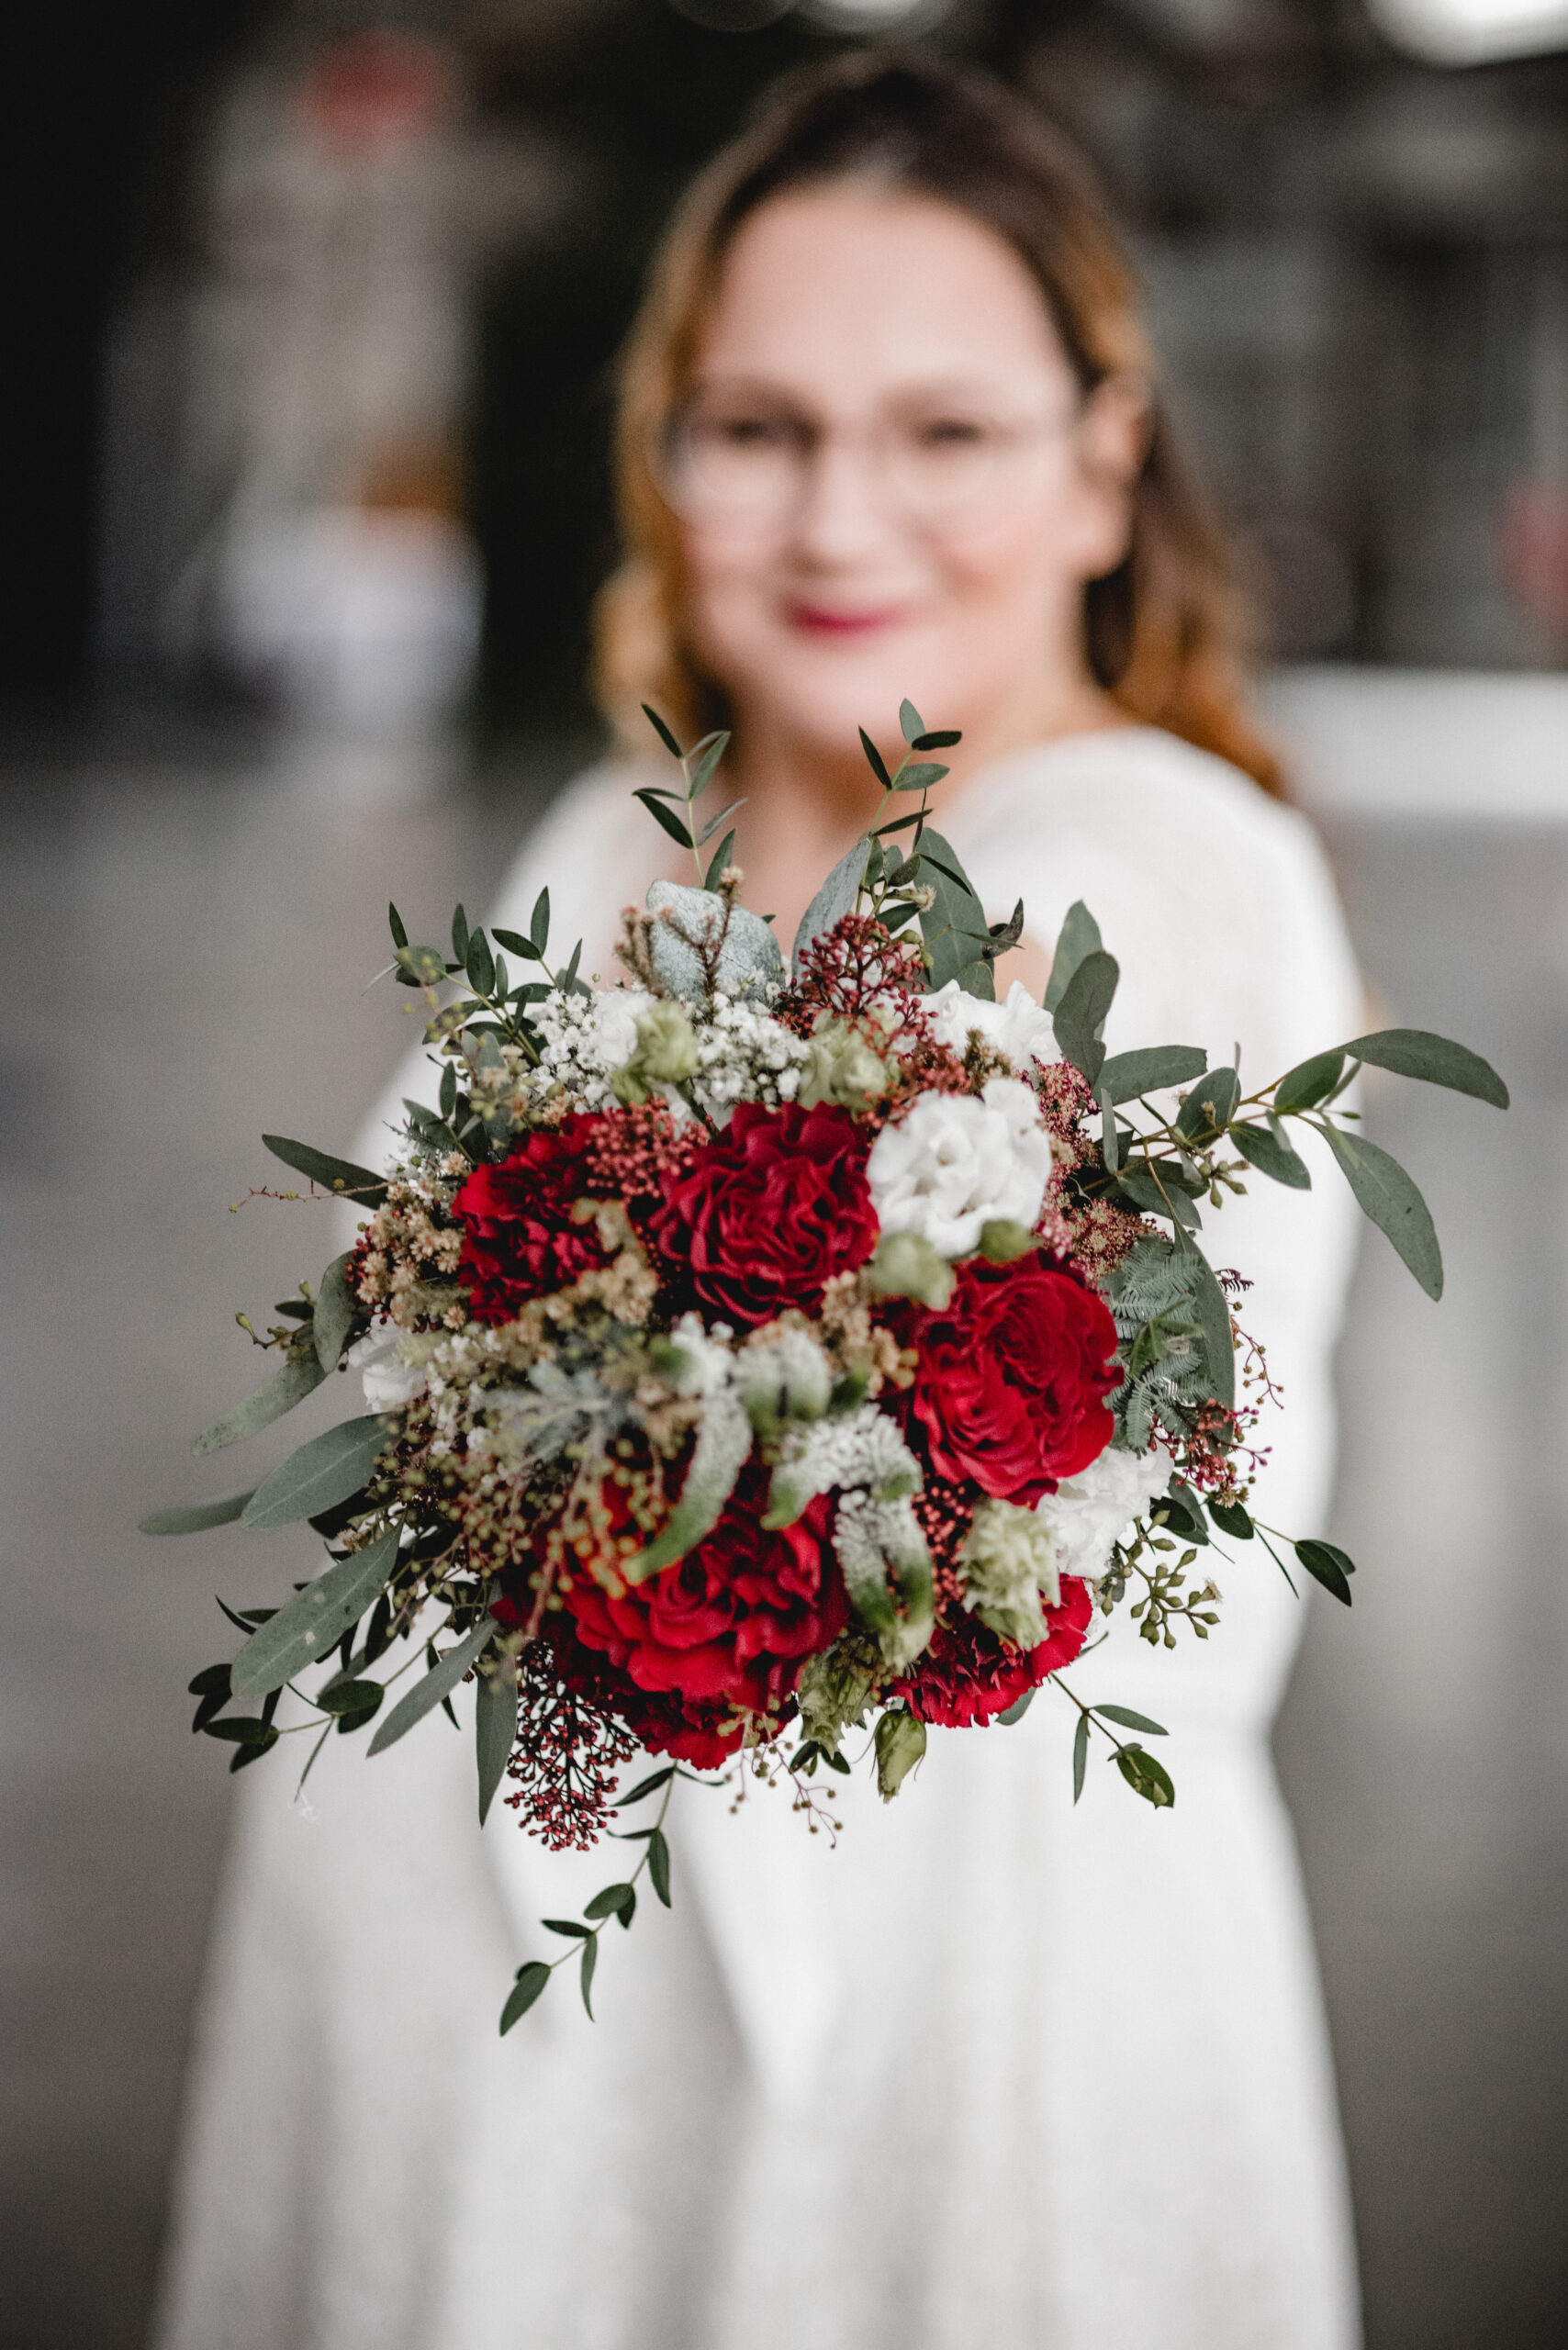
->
[159, 52, 1364, 2350]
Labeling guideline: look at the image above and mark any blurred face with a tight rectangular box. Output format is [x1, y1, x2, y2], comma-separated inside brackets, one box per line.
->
[666, 183, 1144, 767]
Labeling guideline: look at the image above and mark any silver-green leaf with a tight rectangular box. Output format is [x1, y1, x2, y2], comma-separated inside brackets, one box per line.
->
[194, 1349, 327, 1458]
[230, 1526, 400, 1701]
[1318, 1122, 1443, 1299]
[313, 1252, 358, 1371]
[792, 834, 871, 977]
[240, 1415, 392, 1528]
[1341, 1027, 1508, 1109]
[368, 1615, 495, 1755]
[476, 1655, 519, 1826]
[140, 1491, 256, 1536]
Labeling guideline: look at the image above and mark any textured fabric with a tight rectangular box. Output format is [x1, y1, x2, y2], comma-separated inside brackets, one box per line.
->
[156, 728, 1364, 2350]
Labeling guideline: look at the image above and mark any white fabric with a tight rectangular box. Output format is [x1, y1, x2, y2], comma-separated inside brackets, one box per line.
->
[157, 726, 1365, 2350]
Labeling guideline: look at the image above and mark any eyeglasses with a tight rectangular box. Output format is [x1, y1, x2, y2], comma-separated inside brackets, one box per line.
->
[655, 400, 1080, 532]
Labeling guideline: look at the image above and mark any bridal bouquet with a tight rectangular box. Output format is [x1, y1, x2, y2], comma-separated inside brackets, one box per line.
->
[146, 706, 1506, 2028]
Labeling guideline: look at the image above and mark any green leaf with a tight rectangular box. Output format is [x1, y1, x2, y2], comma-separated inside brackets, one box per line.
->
[1153, 1486, 1208, 1545]
[499, 1961, 551, 2034]
[193, 1348, 327, 1458]
[584, 1882, 636, 1921]
[1114, 1743, 1175, 1807]
[1043, 901, 1103, 1013]
[1051, 949, 1119, 1087]
[140, 1491, 255, 1536]
[619, 1766, 675, 1807]
[996, 1687, 1036, 1725]
[686, 732, 729, 802]
[1208, 1498, 1254, 1539]
[1273, 1050, 1345, 1115]
[1295, 1538, 1356, 1606]
[240, 1416, 392, 1529]
[695, 796, 746, 847]
[465, 927, 495, 996]
[702, 830, 737, 892]
[792, 834, 871, 976]
[229, 1724, 281, 1772]
[1341, 1026, 1508, 1109]
[387, 901, 409, 950]
[318, 1677, 383, 1726]
[891, 761, 949, 793]
[579, 1933, 599, 2019]
[476, 1657, 518, 1827]
[858, 727, 892, 789]
[543, 1918, 592, 1939]
[1231, 1121, 1311, 1190]
[313, 1251, 358, 1371]
[491, 927, 543, 962]
[1175, 1243, 1235, 1412]
[648, 1826, 672, 1907]
[230, 1526, 400, 1699]
[911, 728, 961, 751]
[530, 888, 550, 951]
[262, 1134, 389, 1206]
[642, 702, 683, 758]
[1093, 1704, 1169, 1736]
[1072, 1711, 1090, 1804]
[1115, 1165, 1202, 1229]
[899, 697, 924, 744]
[1174, 1067, 1240, 1144]
[916, 827, 995, 999]
[634, 789, 695, 849]
[367, 1615, 495, 1754]
[1318, 1122, 1443, 1298]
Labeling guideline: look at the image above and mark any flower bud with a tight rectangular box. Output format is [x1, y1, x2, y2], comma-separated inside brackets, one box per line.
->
[874, 1707, 927, 1801]
[610, 1000, 700, 1103]
[864, 1228, 955, 1311]
[797, 1017, 889, 1113]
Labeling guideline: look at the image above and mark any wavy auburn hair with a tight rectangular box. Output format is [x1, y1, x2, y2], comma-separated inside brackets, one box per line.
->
[594, 50, 1282, 797]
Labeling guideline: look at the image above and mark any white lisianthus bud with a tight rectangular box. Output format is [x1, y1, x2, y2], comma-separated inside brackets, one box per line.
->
[926, 979, 1058, 1069]
[866, 1077, 1054, 1259]
[346, 1326, 427, 1415]
[611, 999, 700, 1102]
[797, 1016, 889, 1113]
[959, 1497, 1061, 1648]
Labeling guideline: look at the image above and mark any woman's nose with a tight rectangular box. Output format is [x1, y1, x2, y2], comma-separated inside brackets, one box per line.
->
[789, 433, 900, 565]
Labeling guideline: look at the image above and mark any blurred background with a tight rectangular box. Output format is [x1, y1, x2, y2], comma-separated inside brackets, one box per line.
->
[2, 1, 1565, 2344]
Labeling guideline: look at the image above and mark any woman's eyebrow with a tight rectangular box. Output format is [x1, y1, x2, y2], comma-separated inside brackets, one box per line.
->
[686, 371, 1024, 406]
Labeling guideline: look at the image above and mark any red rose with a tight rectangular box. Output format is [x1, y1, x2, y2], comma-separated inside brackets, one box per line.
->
[454, 1114, 609, 1322]
[561, 1472, 847, 1720]
[908, 1257, 1118, 1505]
[651, 1101, 878, 1328]
[901, 1579, 1093, 1727]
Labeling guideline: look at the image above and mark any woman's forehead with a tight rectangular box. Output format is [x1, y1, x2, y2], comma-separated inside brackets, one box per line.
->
[693, 184, 1070, 391]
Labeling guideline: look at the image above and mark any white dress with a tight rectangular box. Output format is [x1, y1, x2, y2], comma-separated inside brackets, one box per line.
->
[156, 727, 1364, 2350]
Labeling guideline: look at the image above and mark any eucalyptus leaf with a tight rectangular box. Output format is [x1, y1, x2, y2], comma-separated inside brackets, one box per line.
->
[647, 1826, 672, 1907]
[686, 733, 729, 802]
[916, 827, 995, 999]
[584, 1882, 636, 1920]
[641, 702, 682, 758]
[240, 1415, 392, 1529]
[899, 697, 924, 744]
[702, 829, 737, 892]
[230, 1526, 400, 1700]
[793, 834, 870, 975]
[1341, 1026, 1508, 1108]
[1051, 950, 1119, 1087]
[620, 1766, 675, 1807]
[1098, 1046, 1208, 1103]
[858, 727, 892, 789]
[1072, 1711, 1090, 1804]
[1208, 1498, 1254, 1539]
[1114, 1743, 1175, 1807]
[1295, 1537, 1357, 1606]
[499, 1961, 551, 2034]
[634, 789, 694, 850]
[367, 1615, 495, 1755]
[193, 1348, 327, 1458]
[1174, 1067, 1240, 1143]
[1093, 1704, 1169, 1736]
[1115, 1166, 1203, 1229]
[476, 1656, 519, 1826]
[579, 1934, 599, 2019]
[996, 1687, 1036, 1725]
[892, 761, 949, 793]
[1174, 1242, 1235, 1411]
[262, 1134, 389, 1205]
[313, 1252, 358, 1371]
[1273, 1050, 1345, 1116]
[1043, 901, 1103, 1013]
[1231, 1121, 1311, 1190]
[140, 1491, 255, 1536]
[1318, 1122, 1443, 1298]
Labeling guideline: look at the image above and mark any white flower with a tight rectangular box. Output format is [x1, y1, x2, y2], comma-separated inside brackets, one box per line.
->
[347, 1326, 428, 1415]
[960, 1496, 1061, 1645]
[927, 979, 1058, 1070]
[866, 1076, 1055, 1259]
[1035, 1446, 1171, 1582]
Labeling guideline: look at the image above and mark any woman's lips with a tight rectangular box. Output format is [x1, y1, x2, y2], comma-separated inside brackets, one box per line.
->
[783, 600, 906, 638]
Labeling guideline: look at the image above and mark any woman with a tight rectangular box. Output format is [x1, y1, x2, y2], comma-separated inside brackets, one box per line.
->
[159, 54, 1363, 2350]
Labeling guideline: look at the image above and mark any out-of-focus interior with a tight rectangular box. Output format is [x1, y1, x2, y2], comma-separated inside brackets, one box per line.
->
[3, 4, 1565, 2345]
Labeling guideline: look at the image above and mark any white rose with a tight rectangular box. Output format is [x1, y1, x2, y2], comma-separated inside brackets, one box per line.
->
[1035, 1446, 1170, 1582]
[583, 986, 655, 1071]
[346, 1327, 428, 1415]
[927, 979, 1058, 1070]
[866, 1076, 1055, 1259]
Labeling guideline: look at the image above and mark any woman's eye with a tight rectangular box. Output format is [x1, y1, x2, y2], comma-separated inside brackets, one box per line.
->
[913, 418, 991, 449]
[706, 417, 795, 450]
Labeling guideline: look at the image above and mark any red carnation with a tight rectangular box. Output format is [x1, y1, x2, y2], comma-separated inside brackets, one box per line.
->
[561, 1471, 847, 1721]
[908, 1257, 1118, 1505]
[901, 1579, 1093, 1727]
[543, 1616, 746, 1771]
[650, 1101, 879, 1328]
[454, 1114, 610, 1322]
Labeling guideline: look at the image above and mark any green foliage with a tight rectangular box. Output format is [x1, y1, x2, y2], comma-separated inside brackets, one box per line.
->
[1343, 1026, 1508, 1108]
[1114, 1743, 1175, 1807]
[1174, 1067, 1239, 1145]
[1098, 1045, 1207, 1103]
[240, 1415, 392, 1529]
[1318, 1123, 1443, 1298]
[499, 1962, 551, 2033]
[1272, 1050, 1345, 1114]
[263, 1134, 390, 1205]
[1094, 1704, 1168, 1736]
[793, 834, 870, 976]
[312, 1252, 359, 1371]
[1295, 1538, 1356, 1605]
[1043, 901, 1102, 1014]
[367, 1616, 496, 1755]
[1231, 1120, 1311, 1189]
[193, 1348, 326, 1458]
[1051, 950, 1119, 1086]
[915, 826, 995, 998]
[140, 1491, 254, 1536]
[230, 1525, 400, 1700]
[476, 1655, 519, 1826]
[1208, 1497, 1254, 1540]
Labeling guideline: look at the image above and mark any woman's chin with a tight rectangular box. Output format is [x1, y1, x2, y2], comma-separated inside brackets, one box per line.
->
[745, 636, 962, 756]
